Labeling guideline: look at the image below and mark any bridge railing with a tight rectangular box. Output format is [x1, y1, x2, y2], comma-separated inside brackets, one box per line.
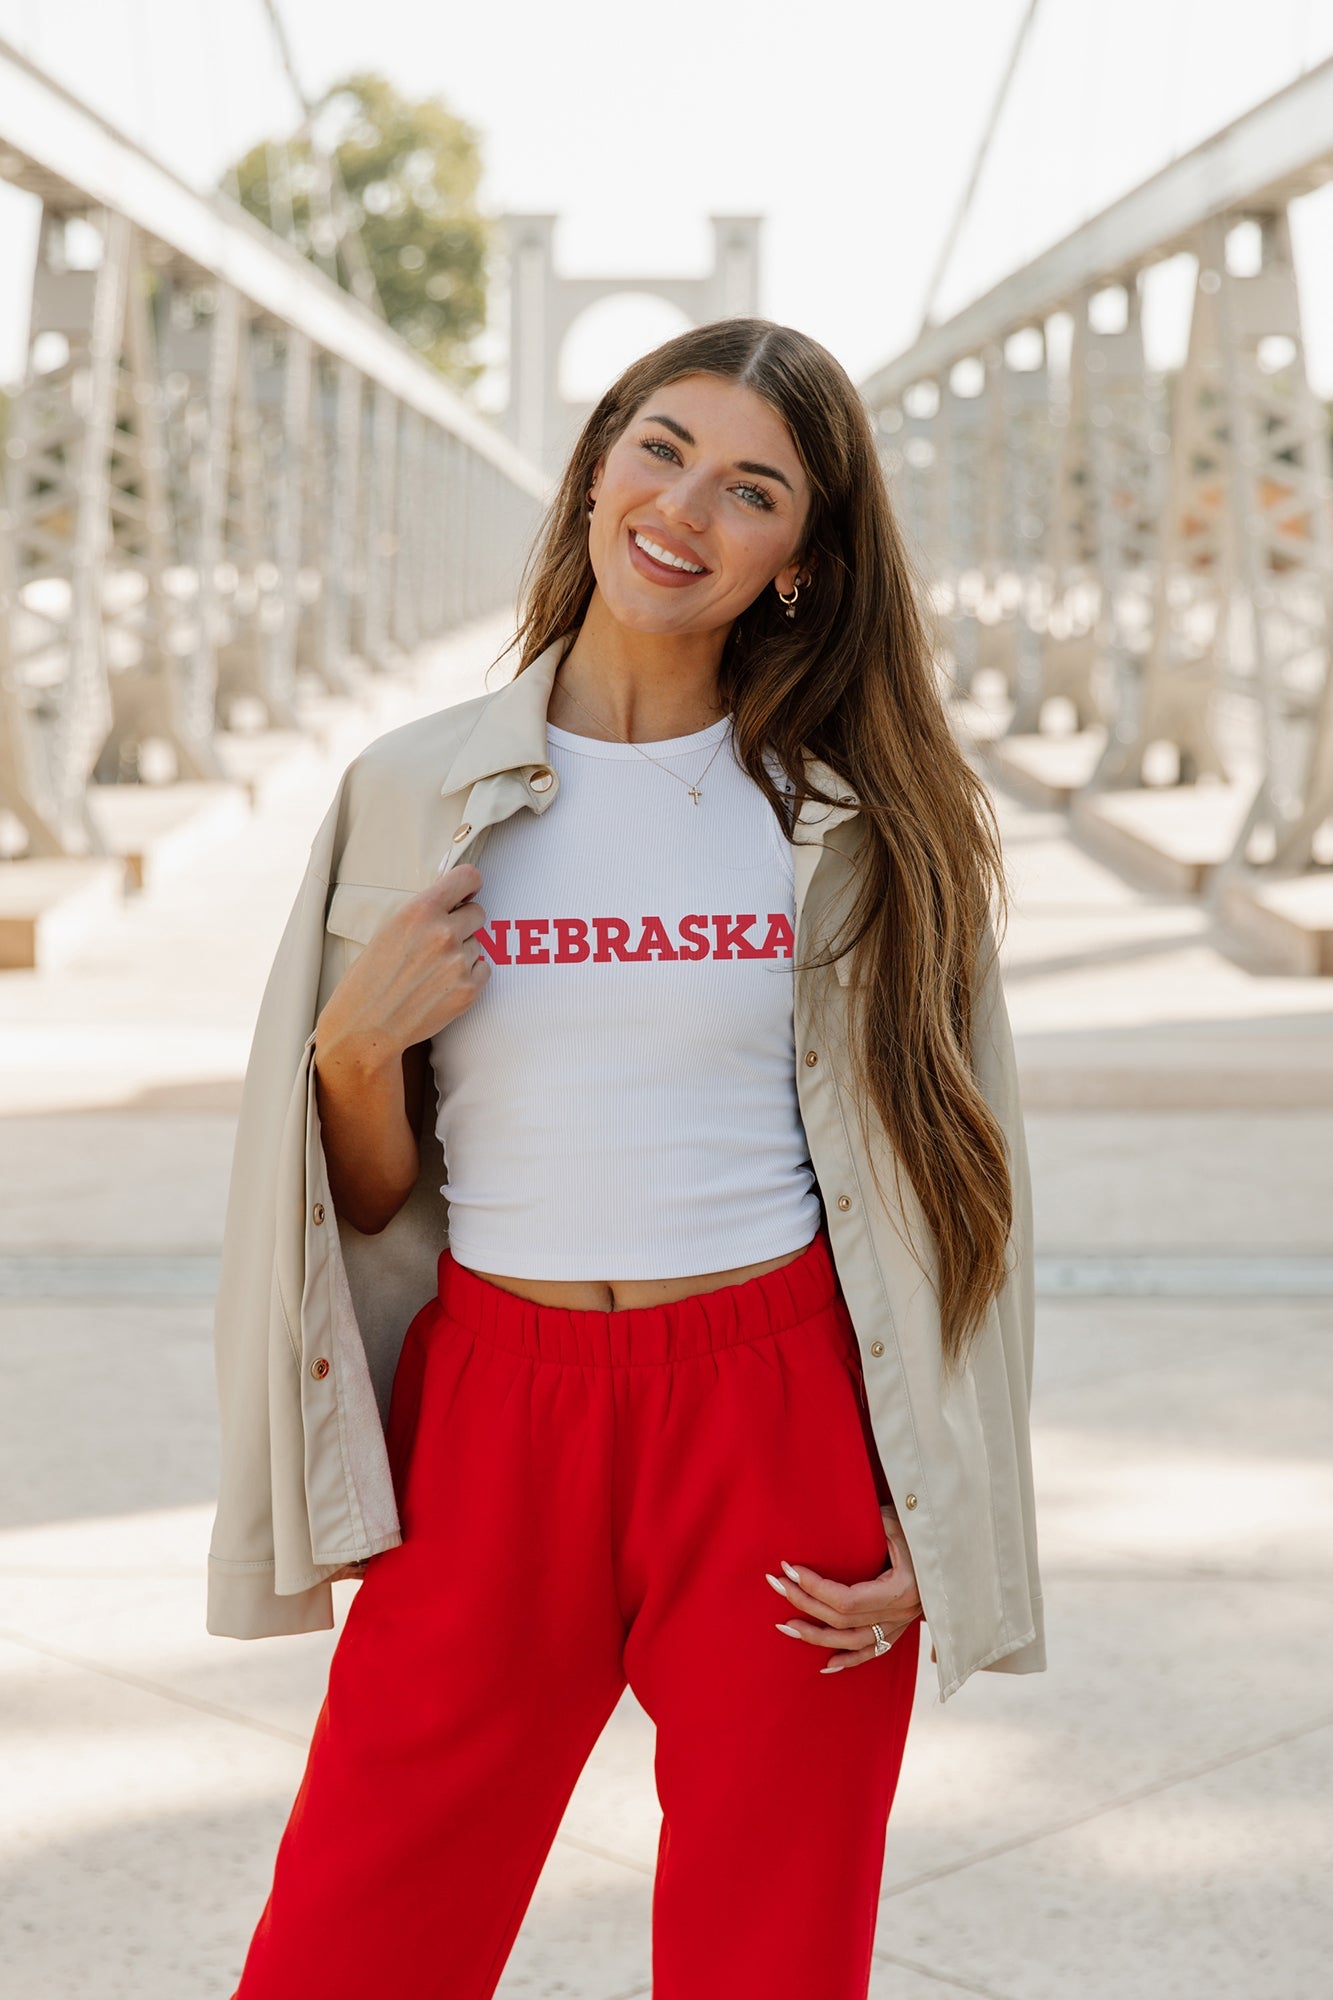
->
[0, 37, 549, 863]
[860, 56, 1333, 899]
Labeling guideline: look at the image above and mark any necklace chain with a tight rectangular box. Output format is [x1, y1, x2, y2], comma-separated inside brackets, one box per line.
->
[554, 677, 731, 805]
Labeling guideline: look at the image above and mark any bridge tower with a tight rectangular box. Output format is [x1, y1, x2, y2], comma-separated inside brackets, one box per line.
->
[497, 214, 762, 477]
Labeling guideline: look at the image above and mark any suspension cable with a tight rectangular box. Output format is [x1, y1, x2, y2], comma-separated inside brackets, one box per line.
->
[916, 0, 1044, 337]
[256, 0, 385, 316]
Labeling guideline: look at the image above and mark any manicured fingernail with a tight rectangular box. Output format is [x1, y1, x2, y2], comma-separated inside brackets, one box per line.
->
[820, 1660, 842, 1674]
[765, 1572, 789, 1597]
[780, 1560, 801, 1583]
[775, 1621, 803, 1638]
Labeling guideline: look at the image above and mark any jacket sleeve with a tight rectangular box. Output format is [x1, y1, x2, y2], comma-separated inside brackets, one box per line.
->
[970, 909, 1045, 1675]
[972, 911, 1036, 1404]
[205, 782, 347, 1638]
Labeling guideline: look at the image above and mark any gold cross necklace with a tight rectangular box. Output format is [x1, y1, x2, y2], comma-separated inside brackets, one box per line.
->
[554, 677, 732, 806]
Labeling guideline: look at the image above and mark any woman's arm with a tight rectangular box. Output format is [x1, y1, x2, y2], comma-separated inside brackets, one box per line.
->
[311, 862, 488, 1234]
[312, 1036, 429, 1235]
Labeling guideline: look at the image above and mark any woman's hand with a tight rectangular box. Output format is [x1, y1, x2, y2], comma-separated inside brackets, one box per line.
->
[765, 1505, 924, 1674]
[316, 861, 491, 1067]
[311, 862, 490, 1234]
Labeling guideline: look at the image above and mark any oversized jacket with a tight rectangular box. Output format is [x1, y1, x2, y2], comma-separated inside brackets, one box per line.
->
[206, 633, 1045, 1703]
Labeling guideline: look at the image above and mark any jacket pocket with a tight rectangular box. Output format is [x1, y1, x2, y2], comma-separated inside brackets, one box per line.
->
[324, 880, 421, 946]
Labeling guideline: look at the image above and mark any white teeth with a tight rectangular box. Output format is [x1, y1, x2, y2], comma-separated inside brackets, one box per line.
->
[634, 530, 704, 574]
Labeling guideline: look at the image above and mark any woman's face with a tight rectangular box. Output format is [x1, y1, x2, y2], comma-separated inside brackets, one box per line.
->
[585, 372, 813, 637]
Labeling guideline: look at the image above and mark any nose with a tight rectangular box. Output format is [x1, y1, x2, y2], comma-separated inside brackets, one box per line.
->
[656, 468, 710, 533]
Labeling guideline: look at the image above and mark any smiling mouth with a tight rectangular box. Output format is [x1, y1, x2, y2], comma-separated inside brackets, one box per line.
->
[628, 527, 709, 576]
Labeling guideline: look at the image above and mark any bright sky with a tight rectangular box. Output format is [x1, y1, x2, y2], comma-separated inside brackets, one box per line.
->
[2, 0, 1333, 402]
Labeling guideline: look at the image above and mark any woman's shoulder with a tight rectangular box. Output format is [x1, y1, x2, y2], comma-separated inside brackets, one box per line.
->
[312, 681, 511, 885]
[348, 681, 503, 794]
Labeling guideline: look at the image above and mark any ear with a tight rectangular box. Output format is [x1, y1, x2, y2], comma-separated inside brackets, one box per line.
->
[774, 551, 815, 593]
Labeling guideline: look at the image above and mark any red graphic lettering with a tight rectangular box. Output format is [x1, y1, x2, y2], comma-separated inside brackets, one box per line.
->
[481, 912, 795, 964]
[474, 920, 512, 965]
[711, 913, 764, 960]
[756, 912, 795, 959]
[635, 914, 679, 961]
[514, 917, 551, 964]
[553, 916, 590, 962]
[593, 916, 634, 962]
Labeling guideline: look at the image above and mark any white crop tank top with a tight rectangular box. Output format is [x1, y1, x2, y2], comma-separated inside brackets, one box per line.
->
[428, 715, 823, 1279]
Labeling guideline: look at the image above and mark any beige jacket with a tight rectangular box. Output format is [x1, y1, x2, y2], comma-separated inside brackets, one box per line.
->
[206, 634, 1045, 1703]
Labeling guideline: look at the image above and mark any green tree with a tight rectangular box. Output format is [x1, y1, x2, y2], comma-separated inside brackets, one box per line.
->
[224, 71, 490, 391]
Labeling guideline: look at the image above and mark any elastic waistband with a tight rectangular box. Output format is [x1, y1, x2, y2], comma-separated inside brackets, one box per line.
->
[434, 1228, 840, 1366]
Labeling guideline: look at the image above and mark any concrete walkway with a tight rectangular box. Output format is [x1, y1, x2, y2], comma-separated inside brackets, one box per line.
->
[1, 614, 1329, 1998]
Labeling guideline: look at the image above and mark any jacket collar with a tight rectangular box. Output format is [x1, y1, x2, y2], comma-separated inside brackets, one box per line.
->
[438, 636, 570, 799]
[439, 630, 861, 839]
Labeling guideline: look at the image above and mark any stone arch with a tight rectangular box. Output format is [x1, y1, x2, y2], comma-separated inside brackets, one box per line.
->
[554, 291, 698, 461]
[498, 213, 762, 476]
[558, 291, 696, 403]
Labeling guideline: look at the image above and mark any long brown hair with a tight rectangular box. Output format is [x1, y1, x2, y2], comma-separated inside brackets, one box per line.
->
[491, 317, 1012, 1374]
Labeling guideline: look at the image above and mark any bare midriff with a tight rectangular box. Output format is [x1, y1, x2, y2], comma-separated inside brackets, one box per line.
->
[468, 1237, 816, 1312]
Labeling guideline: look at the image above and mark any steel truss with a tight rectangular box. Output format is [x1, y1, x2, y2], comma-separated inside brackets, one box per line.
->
[0, 38, 547, 858]
[860, 56, 1333, 881]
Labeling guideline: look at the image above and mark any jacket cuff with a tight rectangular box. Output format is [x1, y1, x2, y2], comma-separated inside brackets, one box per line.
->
[206, 1558, 335, 1640]
[982, 1625, 1047, 1675]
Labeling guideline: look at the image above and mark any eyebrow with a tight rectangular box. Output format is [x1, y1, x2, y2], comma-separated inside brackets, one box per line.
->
[639, 411, 794, 494]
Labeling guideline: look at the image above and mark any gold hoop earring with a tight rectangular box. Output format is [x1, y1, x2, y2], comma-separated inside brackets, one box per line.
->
[776, 578, 800, 618]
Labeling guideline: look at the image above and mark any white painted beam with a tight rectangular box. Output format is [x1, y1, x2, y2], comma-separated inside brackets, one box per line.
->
[861, 55, 1333, 403]
[0, 35, 547, 497]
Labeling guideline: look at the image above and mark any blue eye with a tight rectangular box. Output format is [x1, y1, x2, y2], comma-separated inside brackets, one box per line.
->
[637, 436, 776, 511]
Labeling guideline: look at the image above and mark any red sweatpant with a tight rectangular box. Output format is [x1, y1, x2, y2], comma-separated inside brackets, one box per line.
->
[232, 1227, 921, 1999]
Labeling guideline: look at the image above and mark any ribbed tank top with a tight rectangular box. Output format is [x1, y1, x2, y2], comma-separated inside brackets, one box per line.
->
[428, 715, 822, 1279]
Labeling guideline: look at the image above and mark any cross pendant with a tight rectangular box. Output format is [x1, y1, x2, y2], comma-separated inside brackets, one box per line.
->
[687, 784, 703, 804]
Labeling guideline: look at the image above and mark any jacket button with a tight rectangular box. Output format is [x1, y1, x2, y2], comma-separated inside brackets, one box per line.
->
[804, 1050, 819, 1067]
[904, 1492, 918, 1509]
[312, 1201, 325, 1225]
[836, 1194, 852, 1212]
[528, 767, 554, 793]
[452, 822, 472, 842]
[870, 1340, 885, 1357]
[310, 1357, 330, 1380]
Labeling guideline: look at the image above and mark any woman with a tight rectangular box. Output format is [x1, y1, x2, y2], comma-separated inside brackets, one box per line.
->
[217, 317, 1044, 2000]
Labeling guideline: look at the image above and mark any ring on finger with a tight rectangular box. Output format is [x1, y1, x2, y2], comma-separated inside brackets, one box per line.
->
[871, 1622, 891, 1656]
